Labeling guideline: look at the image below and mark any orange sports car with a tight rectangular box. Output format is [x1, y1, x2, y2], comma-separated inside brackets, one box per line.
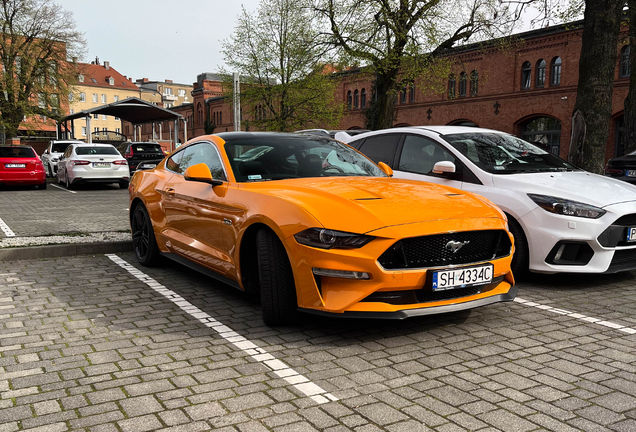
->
[129, 132, 516, 325]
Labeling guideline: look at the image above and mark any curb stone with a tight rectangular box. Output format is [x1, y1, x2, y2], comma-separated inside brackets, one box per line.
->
[0, 240, 133, 261]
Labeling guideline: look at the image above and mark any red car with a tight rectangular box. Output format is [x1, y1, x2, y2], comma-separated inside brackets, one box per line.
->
[0, 145, 47, 189]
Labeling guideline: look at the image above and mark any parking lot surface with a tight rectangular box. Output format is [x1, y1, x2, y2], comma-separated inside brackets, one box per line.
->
[0, 183, 129, 238]
[2, 252, 636, 431]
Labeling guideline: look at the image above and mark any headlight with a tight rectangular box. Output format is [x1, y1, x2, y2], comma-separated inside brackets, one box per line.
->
[294, 228, 375, 249]
[528, 194, 606, 219]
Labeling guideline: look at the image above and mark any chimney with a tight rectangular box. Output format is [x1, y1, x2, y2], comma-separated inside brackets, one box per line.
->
[165, 79, 173, 83]
[104, 61, 110, 70]
[95, 56, 100, 65]
[143, 78, 149, 83]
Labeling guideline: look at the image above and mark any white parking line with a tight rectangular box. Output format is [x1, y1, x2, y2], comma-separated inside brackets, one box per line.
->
[106, 254, 339, 405]
[0, 217, 15, 237]
[50, 183, 77, 194]
[515, 297, 636, 335]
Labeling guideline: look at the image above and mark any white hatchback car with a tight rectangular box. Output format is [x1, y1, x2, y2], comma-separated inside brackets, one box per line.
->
[341, 126, 636, 275]
[40, 140, 83, 177]
[56, 143, 129, 189]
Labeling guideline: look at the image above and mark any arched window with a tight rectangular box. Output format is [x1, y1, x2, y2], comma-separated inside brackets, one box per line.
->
[400, 88, 406, 104]
[409, 85, 415, 102]
[521, 61, 531, 89]
[347, 90, 352, 109]
[354, 89, 359, 109]
[521, 116, 561, 155]
[470, 70, 478, 96]
[550, 57, 562, 85]
[536, 59, 546, 87]
[360, 88, 366, 109]
[219, 111, 222, 125]
[448, 74, 456, 99]
[197, 103, 202, 126]
[621, 46, 631, 77]
[459, 72, 467, 97]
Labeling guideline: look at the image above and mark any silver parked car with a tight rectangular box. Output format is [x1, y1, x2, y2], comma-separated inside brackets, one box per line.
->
[56, 143, 129, 189]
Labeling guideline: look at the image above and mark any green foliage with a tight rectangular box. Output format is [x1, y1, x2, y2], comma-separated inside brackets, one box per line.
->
[0, 0, 86, 138]
[222, 0, 345, 132]
[203, 119, 215, 135]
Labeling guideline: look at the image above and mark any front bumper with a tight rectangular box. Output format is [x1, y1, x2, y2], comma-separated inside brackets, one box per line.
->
[286, 218, 515, 316]
[520, 202, 636, 274]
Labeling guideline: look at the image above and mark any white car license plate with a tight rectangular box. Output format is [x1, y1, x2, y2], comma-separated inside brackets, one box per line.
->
[627, 170, 636, 177]
[93, 162, 110, 168]
[5, 163, 25, 168]
[432, 264, 493, 291]
[627, 227, 636, 242]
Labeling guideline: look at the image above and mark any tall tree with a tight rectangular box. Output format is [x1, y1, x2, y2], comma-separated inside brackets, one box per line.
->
[623, 0, 636, 155]
[0, 0, 85, 139]
[568, 0, 624, 172]
[222, 0, 344, 132]
[316, 0, 521, 130]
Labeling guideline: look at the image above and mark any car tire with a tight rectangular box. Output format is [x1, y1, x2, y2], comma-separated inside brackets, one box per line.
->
[47, 163, 53, 178]
[256, 228, 298, 326]
[131, 204, 161, 266]
[119, 180, 129, 189]
[507, 215, 529, 279]
[37, 181, 47, 190]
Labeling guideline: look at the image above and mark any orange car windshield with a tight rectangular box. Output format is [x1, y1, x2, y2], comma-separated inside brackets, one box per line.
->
[225, 136, 386, 182]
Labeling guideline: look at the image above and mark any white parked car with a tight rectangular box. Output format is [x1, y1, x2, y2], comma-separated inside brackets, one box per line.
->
[56, 143, 129, 189]
[341, 126, 636, 275]
[40, 140, 83, 177]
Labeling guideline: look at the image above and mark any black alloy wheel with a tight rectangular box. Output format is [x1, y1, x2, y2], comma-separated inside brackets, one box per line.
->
[507, 215, 529, 279]
[131, 204, 160, 266]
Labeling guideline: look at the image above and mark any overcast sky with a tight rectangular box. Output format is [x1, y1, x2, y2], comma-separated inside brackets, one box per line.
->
[59, 0, 546, 87]
[59, 0, 262, 85]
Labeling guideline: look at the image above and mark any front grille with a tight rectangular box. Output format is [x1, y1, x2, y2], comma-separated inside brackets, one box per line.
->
[606, 249, 636, 273]
[598, 214, 636, 247]
[378, 230, 511, 269]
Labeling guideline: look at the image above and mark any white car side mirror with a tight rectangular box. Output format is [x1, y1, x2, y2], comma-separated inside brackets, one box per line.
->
[432, 161, 456, 174]
[334, 131, 351, 143]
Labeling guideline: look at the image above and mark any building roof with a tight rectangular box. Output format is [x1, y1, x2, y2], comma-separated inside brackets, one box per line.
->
[78, 62, 139, 91]
[61, 97, 183, 124]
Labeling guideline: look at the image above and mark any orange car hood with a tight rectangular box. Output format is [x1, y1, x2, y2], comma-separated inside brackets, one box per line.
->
[243, 177, 503, 234]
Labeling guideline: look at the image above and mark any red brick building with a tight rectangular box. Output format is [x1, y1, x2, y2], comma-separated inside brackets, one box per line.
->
[183, 21, 632, 162]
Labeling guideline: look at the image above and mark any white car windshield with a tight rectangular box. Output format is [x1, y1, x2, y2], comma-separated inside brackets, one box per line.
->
[441, 132, 577, 174]
[224, 135, 386, 182]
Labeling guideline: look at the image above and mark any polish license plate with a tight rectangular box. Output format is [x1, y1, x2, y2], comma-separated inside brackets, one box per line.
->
[93, 162, 110, 168]
[627, 170, 636, 177]
[5, 163, 25, 168]
[432, 264, 493, 291]
[627, 227, 636, 242]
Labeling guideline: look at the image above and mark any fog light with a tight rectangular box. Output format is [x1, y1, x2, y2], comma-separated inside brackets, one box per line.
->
[312, 268, 370, 279]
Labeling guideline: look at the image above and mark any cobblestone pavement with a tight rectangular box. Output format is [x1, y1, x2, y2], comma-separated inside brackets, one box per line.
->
[1, 253, 636, 431]
[0, 184, 129, 238]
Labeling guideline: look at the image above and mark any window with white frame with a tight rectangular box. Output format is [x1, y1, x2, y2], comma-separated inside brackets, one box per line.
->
[102, 115, 107, 120]
[80, 92, 86, 102]
[114, 95, 119, 102]
[178, 89, 186, 97]
[115, 128, 120, 133]
[109, 77, 114, 85]
[68, 93, 74, 102]
[164, 87, 173, 95]
[101, 94, 106, 103]
[82, 126, 86, 136]
[69, 109, 74, 114]
[92, 93, 98, 103]
[102, 127, 107, 132]
[115, 116, 120, 121]
[94, 127, 99, 133]
[78, 74, 84, 82]
[93, 114, 99, 119]
[38, 93, 45, 108]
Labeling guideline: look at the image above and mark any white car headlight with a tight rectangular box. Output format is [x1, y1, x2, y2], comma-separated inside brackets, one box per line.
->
[528, 194, 606, 219]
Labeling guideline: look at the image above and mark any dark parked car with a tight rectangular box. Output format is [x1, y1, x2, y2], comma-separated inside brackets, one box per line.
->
[605, 150, 636, 184]
[115, 142, 166, 174]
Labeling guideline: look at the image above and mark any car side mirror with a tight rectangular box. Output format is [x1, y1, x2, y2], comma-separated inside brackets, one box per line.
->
[184, 163, 224, 186]
[432, 161, 456, 174]
[43, 150, 48, 154]
[59, 156, 64, 160]
[377, 161, 393, 177]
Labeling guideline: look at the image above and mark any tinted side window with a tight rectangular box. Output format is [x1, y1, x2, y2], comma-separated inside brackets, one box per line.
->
[348, 139, 364, 150]
[179, 143, 227, 181]
[166, 150, 184, 172]
[64, 146, 73, 158]
[357, 134, 401, 165]
[398, 135, 456, 175]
